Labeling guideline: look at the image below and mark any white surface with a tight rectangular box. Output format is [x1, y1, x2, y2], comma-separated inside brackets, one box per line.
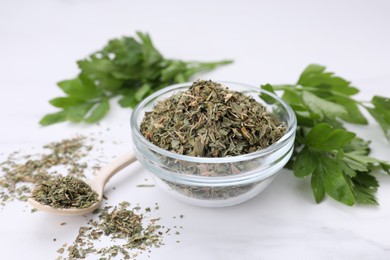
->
[1, 0, 390, 259]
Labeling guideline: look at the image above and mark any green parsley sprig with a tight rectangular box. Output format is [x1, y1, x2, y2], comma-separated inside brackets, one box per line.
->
[263, 64, 390, 206]
[40, 32, 232, 125]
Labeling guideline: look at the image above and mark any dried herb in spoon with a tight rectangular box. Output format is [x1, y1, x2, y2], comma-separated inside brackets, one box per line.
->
[0, 136, 91, 206]
[32, 176, 98, 209]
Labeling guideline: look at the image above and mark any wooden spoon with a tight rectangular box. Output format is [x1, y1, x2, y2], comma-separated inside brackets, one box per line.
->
[28, 152, 137, 215]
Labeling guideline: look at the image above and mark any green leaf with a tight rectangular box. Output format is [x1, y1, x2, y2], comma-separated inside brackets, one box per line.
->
[380, 162, 390, 174]
[311, 168, 325, 203]
[281, 88, 302, 105]
[320, 157, 355, 206]
[259, 84, 279, 104]
[302, 91, 347, 120]
[343, 137, 370, 154]
[298, 64, 359, 95]
[372, 95, 390, 110]
[333, 95, 367, 124]
[260, 84, 275, 93]
[367, 107, 390, 140]
[270, 64, 390, 207]
[118, 88, 138, 108]
[57, 74, 101, 100]
[338, 161, 356, 178]
[293, 148, 317, 177]
[366, 95, 390, 140]
[174, 73, 187, 82]
[39, 111, 67, 126]
[342, 156, 369, 172]
[136, 32, 163, 66]
[343, 150, 390, 174]
[85, 99, 110, 123]
[294, 111, 317, 127]
[77, 58, 122, 90]
[49, 97, 85, 108]
[305, 123, 356, 151]
[352, 172, 379, 205]
[103, 37, 142, 66]
[161, 61, 186, 82]
[66, 103, 94, 123]
[345, 152, 381, 164]
[135, 84, 151, 101]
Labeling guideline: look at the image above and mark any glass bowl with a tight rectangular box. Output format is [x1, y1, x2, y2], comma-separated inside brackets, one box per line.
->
[130, 82, 297, 207]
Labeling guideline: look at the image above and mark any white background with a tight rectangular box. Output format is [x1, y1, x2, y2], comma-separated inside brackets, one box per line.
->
[1, 0, 390, 259]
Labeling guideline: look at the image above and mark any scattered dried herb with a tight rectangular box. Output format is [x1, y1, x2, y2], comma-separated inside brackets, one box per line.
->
[58, 202, 181, 259]
[32, 176, 98, 209]
[141, 80, 286, 157]
[0, 136, 92, 206]
[136, 184, 155, 188]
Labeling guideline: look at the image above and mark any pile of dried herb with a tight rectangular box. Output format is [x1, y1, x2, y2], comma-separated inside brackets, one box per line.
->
[32, 176, 98, 209]
[140, 80, 286, 157]
[57, 202, 180, 259]
[0, 136, 91, 206]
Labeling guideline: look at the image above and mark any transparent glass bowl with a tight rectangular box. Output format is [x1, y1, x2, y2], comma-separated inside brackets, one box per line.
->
[130, 82, 297, 207]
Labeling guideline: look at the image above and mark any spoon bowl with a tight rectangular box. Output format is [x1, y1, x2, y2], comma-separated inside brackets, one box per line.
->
[28, 152, 137, 215]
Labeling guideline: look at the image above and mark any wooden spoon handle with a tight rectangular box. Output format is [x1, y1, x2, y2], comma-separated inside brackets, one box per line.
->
[90, 152, 137, 192]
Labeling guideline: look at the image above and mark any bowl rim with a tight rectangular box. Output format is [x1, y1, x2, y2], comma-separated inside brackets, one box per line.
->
[130, 81, 297, 164]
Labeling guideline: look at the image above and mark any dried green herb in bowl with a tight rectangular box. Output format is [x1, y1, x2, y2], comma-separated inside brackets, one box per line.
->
[131, 80, 297, 207]
[140, 80, 286, 157]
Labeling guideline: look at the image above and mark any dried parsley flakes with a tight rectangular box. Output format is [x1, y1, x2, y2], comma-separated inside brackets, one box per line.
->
[58, 202, 178, 259]
[32, 176, 98, 209]
[140, 80, 286, 157]
[0, 136, 91, 206]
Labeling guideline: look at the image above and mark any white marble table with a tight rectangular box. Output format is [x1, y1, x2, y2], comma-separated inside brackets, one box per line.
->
[1, 0, 390, 259]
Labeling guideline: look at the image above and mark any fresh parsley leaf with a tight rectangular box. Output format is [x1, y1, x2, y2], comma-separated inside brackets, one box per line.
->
[39, 111, 67, 126]
[135, 83, 152, 102]
[41, 32, 232, 125]
[305, 123, 356, 152]
[298, 64, 359, 96]
[49, 97, 85, 108]
[320, 157, 355, 206]
[352, 172, 379, 205]
[332, 95, 368, 124]
[259, 84, 279, 104]
[343, 136, 371, 154]
[66, 103, 95, 123]
[366, 96, 390, 140]
[302, 91, 347, 120]
[293, 148, 317, 178]
[294, 124, 356, 206]
[57, 74, 102, 100]
[117, 88, 138, 108]
[265, 64, 390, 206]
[84, 99, 110, 123]
[311, 168, 325, 203]
[380, 162, 390, 174]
